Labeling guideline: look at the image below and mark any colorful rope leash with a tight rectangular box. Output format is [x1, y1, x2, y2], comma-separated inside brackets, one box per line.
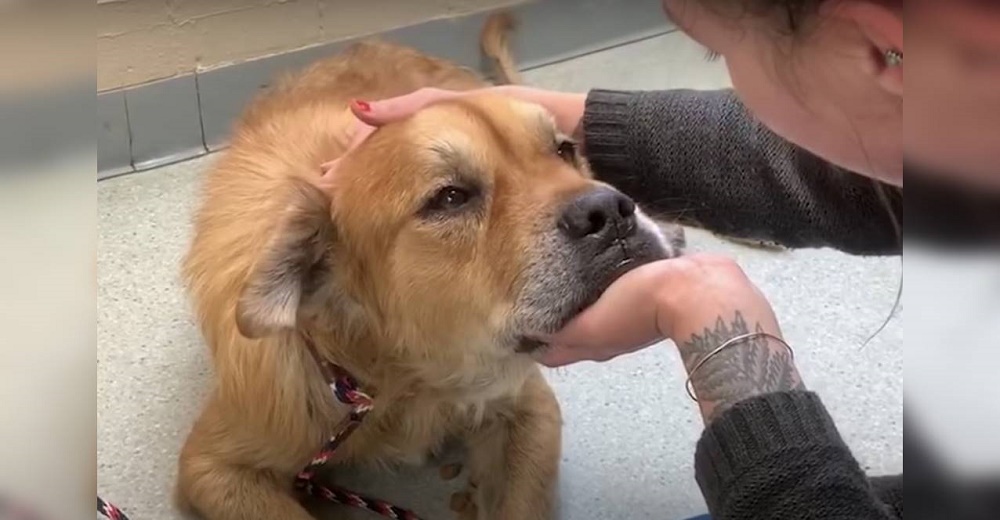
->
[98, 496, 130, 520]
[293, 364, 424, 520]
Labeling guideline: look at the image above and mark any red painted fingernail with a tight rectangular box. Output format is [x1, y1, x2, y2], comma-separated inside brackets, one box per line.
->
[352, 99, 371, 112]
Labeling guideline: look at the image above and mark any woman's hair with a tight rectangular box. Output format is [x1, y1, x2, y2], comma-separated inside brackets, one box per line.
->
[703, 0, 829, 35]
[706, 0, 903, 36]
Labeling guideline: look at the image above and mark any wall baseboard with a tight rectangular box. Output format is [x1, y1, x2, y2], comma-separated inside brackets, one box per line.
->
[97, 0, 674, 180]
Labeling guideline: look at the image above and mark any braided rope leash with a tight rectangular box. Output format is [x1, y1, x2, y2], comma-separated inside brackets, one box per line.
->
[293, 367, 423, 520]
[97, 496, 130, 520]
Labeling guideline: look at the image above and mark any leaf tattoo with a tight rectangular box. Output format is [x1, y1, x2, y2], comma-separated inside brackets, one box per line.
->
[680, 311, 805, 424]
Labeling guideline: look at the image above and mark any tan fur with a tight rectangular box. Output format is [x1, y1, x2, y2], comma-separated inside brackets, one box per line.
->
[481, 11, 522, 84]
[176, 30, 571, 520]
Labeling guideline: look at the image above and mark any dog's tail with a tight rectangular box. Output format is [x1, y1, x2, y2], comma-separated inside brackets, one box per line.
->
[480, 11, 522, 84]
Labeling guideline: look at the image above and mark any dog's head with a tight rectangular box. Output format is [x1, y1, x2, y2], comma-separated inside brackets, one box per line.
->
[236, 94, 683, 358]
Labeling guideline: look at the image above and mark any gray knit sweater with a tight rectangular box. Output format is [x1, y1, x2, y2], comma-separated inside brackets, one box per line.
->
[582, 88, 1000, 520]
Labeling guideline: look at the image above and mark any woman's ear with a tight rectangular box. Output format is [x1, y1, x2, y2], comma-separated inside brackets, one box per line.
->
[828, 0, 903, 96]
[236, 177, 337, 339]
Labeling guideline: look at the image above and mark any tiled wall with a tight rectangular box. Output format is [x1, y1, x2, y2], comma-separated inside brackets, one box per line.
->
[97, 0, 523, 91]
[97, 0, 677, 178]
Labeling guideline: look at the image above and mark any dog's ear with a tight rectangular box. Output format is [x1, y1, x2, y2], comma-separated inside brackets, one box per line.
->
[236, 178, 335, 339]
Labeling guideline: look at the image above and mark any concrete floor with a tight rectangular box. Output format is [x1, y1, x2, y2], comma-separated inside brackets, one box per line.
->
[97, 33, 904, 520]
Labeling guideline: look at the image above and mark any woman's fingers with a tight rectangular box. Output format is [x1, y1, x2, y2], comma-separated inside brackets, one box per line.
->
[320, 159, 340, 177]
[530, 261, 676, 367]
[535, 345, 587, 368]
[533, 255, 778, 369]
[321, 120, 376, 180]
[351, 88, 463, 125]
[347, 120, 376, 148]
[321, 89, 466, 181]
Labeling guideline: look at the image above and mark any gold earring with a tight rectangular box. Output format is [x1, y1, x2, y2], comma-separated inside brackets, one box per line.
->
[884, 49, 903, 67]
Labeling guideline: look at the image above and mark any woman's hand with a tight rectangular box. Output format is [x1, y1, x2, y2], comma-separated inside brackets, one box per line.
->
[538, 255, 780, 365]
[539, 254, 804, 424]
[347, 86, 587, 140]
[322, 86, 586, 180]
[319, 112, 376, 180]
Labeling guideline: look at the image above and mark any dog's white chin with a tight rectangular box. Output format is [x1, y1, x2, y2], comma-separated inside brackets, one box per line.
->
[636, 207, 684, 258]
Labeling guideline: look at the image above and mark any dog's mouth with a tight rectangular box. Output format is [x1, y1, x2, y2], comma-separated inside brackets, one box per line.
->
[514, 256, 647, 355]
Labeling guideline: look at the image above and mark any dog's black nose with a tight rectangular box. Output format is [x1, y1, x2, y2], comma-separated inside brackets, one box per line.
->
[559, 186, 637, 240]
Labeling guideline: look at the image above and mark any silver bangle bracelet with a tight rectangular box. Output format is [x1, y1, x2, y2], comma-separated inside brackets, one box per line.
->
[684, 331, 794, 402]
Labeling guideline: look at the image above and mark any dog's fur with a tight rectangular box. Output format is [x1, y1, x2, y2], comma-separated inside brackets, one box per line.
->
[177, 15, 682, 520]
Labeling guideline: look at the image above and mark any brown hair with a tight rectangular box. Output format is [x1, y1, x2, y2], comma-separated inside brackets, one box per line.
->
[699, 0, 828, 35]
[704, 0, 903, 36]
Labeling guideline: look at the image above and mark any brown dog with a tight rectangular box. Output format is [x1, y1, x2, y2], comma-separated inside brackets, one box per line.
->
[177, 16, 682, 520]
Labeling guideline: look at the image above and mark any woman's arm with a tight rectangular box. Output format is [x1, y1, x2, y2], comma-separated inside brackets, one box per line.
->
[582, 89, 903, 255]
[693, 390, 898, 519]
[349, 87, 1000, 253]
[678, 310, 804, 425]
[678, 311, 896, 520]
[543, 255, 900, 519]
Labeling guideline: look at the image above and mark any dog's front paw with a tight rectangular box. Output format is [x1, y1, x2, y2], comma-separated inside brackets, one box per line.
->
[450, 490, 479, 520]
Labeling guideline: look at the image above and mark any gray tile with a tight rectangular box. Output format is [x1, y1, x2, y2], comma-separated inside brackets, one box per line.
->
[522, 32, 732, 91]
[197, 44, 350, 151]
[381, 12, 490, 71]
[511, 0, 674, 70]
[97, 90, 133, 179]
[125, 75, 206, 170]
[196, 59, 276, 151]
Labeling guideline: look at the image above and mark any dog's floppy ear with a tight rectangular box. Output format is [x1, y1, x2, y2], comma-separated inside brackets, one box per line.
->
[236, 177, 335, 339]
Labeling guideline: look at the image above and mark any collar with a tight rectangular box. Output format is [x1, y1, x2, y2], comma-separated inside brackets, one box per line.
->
[300, 332, 373, 414]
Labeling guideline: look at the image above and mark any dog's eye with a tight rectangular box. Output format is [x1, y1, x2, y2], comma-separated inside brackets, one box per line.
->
[556, 140, 577, 162]
[426, 185, 473, 212]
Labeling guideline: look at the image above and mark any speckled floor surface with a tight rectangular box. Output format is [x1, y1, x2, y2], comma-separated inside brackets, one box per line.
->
[97, 32, 903, 520]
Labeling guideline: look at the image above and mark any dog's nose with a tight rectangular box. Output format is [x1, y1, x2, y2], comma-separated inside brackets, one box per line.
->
[559, 187, 637, 240]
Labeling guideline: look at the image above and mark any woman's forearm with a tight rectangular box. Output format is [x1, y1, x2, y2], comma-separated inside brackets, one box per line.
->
[694, 391, 896, 519]
[581, 88, 903, 256]
[678, 311, 804, 425]
[677, 316, 893, 518]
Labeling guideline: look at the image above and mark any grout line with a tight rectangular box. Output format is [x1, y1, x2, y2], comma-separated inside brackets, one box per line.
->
[519, 28, 679, 73]
[122, 91, 136, 172]
[193, 72, 209, 154]
[101, 152, 207, 182]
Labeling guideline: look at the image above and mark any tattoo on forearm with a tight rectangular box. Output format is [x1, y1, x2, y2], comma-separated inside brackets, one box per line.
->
[680, 311, 805, 424]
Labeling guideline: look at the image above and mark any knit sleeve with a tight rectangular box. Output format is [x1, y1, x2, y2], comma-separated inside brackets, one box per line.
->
[694, 391, 898, 519]
[581, 89, 903, 256]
